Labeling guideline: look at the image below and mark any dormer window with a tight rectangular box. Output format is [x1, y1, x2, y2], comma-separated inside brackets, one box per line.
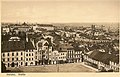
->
[9, 37, 21, 41]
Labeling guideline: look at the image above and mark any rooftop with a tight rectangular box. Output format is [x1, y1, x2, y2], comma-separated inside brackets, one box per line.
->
[87, 49, 119, 64]
[2, 41, 35, 52]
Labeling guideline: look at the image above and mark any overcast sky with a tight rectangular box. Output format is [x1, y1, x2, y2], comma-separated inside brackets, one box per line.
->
[1, 0, 119, 23]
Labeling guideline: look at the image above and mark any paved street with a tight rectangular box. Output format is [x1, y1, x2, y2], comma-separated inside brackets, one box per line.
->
[7, 63, 97, 72]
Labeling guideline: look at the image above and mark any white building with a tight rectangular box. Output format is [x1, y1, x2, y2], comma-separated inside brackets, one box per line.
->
[33, 24, 54, 31]
[58, 51, 67, 63]
[36, 39, 52, 65]
[1, 37, 36, 68]
[51, 50, 59, 64]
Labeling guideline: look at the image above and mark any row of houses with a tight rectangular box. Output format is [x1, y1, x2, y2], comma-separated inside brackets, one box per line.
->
[1, 35, 84, 68]
[1, 33, 119, 72]
[2, 40, 36, 67]
[84, 49, 119, 72]
[1, 23, 119, 72]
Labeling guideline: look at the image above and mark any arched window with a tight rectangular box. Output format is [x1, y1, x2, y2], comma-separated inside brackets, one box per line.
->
[21, 62, 23, 65]
[16, 62, 18, 66]
[8, 53, 9, 56]
[21, 52, 23, 55]
[12, 53, 14, 56]
[3, 53, 5, 57]
[25, 62, 27, 66]
[16, 52, 18, 56]
[31, 62, 33, 64]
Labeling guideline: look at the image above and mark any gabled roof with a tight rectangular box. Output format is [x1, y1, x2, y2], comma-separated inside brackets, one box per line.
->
[44, 42, 49, 46]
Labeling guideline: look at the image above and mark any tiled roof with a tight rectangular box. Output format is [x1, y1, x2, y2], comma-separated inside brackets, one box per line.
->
[87, 50, 119, 64]
[26, 41, 35, 50]
[58, 43, 73, 51]
[2, 41, 35, 52]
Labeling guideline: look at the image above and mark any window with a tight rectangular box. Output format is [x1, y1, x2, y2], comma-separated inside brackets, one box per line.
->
[21, 52, 23, 55]
[60, 48, 62, 50]
[31, 62, 33, 64]
[26, 58, 28, 61]
[21, 62, 23, 65]
[32, 53, 33, 56]
[21, 57, 23, 60]
[26, 54, 28, 56]
[12, 58, 14, 61]
[3, 54, 5, 57]
[12, 53, 14, 56]
[32, 58, 33, 60]
[8, 53, 9, 56]
[35, 56, 37, 59]
[16, 63, 18, 66]
[29, 54, 31, 56]
[8, 63, 10, 67]
[16, 52, 18, 56]
[29, 58, 31, 61]
[3, 59, 5, 61]
[17, 58, 18, 60]
[8, 58, 9, 61]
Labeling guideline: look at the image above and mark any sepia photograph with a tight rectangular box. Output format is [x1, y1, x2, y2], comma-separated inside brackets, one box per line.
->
[1, 0, 119, 74]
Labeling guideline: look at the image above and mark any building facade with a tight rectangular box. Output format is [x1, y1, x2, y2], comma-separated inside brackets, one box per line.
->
[1, 37, 36, 68]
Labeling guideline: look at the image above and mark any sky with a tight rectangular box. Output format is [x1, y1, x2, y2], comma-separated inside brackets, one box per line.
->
[1, 0, 119, 23]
